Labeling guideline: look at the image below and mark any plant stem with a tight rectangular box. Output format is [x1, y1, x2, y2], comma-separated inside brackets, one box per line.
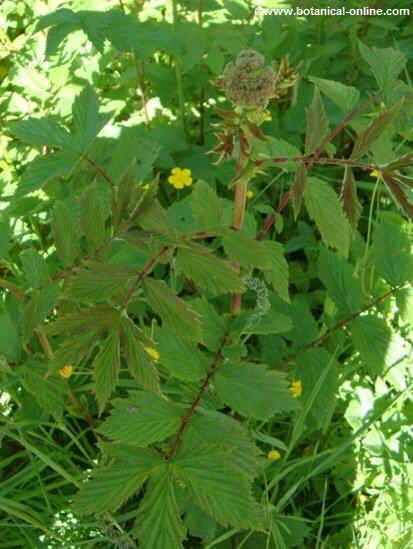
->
[171, 0, 189, 140]
[231, 178, 248, 314]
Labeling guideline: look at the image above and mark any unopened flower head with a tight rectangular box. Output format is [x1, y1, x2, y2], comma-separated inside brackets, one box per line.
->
[221, 49, 276, 110]
[58, 364, 73, 379]
[144, 347, 160, 362]
[290, 380, 302, 398]
[267, 449, 281, 461]
[168, 167, 192, 189]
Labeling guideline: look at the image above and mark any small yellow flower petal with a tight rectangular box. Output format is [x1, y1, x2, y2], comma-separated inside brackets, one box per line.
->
[267, 449, 281, 461]
[370, 169, 380, 178]
[247, 190, 254, 199]
[144, 347, 160, 362]
[58, 364, 73, 379]
[181, 169, 191, 177]
[171, 167, 181, 175]
[290, 380, 302, 398]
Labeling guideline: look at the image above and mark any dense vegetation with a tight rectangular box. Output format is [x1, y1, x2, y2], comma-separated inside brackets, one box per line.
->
[0, 1, 412, 547]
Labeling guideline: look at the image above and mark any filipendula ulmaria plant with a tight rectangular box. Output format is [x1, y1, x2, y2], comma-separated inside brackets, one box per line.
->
[3, 39, 413, 547]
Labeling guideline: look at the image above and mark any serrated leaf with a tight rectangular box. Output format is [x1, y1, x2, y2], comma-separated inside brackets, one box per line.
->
[0, 307, 20, 362]
[215, 362, 298, 420]
[20, 249, 50, 288]
[93, 329, 121, 414]
[188, 298, 226, 352]
[184, 409, 262, 479]
[46, 306, 121, 336]
[156, 328, 206, 381]
[382, 172, 413, 220]
[72, 85, 110, 152]
[351, 101, 402, 159]
[371, 220, 413, 285]
[52, 200, 81, 267]
[340, 167, 361, 232]
[68, 262, 136, 302]
[133, 467, 186, 549]
[261, 241, 289, 303]
[9, 117, 73, 149]
[291, 164, 307, 220]
[309, 76, 360, 113]
[23, 283, 60, 342]
[143, 278, 202, 341]
[21, 360, 65, 419]
[15, 150, 80, 198]
[72, 449, 164, 515]
[177, 244, 244, 297]
[305, 87, 329, 154]
[304, 177, 350, 257]
[351, 315, 393, 376]
[80, 182, 108, 251]
[295, 348, 338, 432]
[318, 248, 364, 315]
[191, 180, 224, 232]
[358, 41, 406, 100]
[174, 442, 263, 530]
[122, 319, 160, 393]
[98, 391, 184, 447]
[222, 230, 272, 270]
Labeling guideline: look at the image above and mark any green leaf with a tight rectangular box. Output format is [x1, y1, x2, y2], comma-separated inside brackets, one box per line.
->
[184, 409, 262, 479]
[15, 150, 80, 198]
[190, 180, 225, 232]
[215, 362, 298, 420]
[358, 41, 406, 100]
[98, 391, 184, 447]
[309, 76, 360, 113]
[318, 248, 364, 315]
[305, 87, 329, 154]
[143, 278, 202, 341]
[9, 117, 73, 149]
[52, 200, 81, 267]
[20, 249, 50, 288]
[382, 172, 413, 220]
[222, 230, 272, 270]
[0, 217, 11, 258]
[304, 177, 350, 257]
[80, 182, 108, 251]
[133, 467, 186, 549]
[93, 329, 121, 414]
[72, 449, 163, 515]
[340, 167, 361, 232]
[72, 85, 110, 152]
[21, 360, 65, 419]
[174, 442, 263, 530]
[176, 244, 244, 297]
[122, 319, 160, 393]
[295, 348, 338, 432]
[187, 298, 226, 352]
[261, 241, 290, 303]
[351, 101, 403, 159]
[156, 328, 206, 381]
[371, 220, 413, 286]
[68, 262, 136, 302]
[351, 315, 393, 376]
[23, 283, 60, 342]
[0, 307, 21, 361]
[255, 137, 301, 171]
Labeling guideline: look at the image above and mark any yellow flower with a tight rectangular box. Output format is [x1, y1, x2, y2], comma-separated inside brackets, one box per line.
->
[370, 169, 380, 178]
[267, 449, 281, 461]
[247, 190, 254, 199]
[58, 364, 73, 379]
[290, 380, 302, 398]
[144, 347, 160, 362]
[168, 167, 192, 189]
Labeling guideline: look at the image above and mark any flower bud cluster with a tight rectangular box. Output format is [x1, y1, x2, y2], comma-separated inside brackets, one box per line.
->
[222, 49, 276, 110]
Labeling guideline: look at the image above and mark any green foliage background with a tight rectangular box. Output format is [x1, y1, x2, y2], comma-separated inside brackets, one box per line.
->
[0, 0, 412, 547]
